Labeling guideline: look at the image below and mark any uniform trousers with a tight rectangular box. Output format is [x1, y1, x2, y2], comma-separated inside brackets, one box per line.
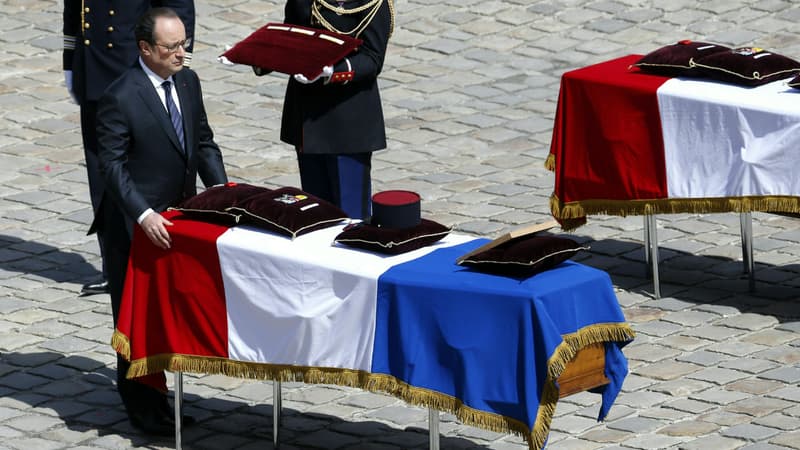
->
[296, 151, 372, 220]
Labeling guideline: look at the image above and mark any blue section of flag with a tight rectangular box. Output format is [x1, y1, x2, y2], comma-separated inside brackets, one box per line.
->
[372, 239, 630, 430]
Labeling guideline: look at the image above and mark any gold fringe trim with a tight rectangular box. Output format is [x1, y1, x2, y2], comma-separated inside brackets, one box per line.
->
[544, 153, 556, 172]
[111, 330, 131, 361]
[116, 322, 633, 450]
[530, 323, 635, 449]
[550, 195, 800, 231]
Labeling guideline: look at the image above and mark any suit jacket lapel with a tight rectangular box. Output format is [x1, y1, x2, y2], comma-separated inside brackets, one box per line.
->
[133, 66, 186, 158]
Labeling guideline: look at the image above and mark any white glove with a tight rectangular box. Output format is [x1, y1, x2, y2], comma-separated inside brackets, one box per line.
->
[218, 45, 235, 65]
[64, 70, 78, 104]
[293, 65, 333, 84]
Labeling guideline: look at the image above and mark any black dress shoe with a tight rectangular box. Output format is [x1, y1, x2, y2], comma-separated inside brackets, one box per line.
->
[128, 409, 175, 436]
[80, 280, 109, 296]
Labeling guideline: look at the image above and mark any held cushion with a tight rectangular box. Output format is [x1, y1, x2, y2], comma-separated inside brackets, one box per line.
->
[458, 235, 588, 278]
[691, 47, 800, 86]
[220, 22, 362, 79]
[230, 186, 348, 239]
[632, 40, 730, 77]
[170, 182, 272, 225]
[334, 219, 451, 255]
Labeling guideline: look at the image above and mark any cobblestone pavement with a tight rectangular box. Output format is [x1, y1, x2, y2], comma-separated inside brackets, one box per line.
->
[1, 1, 799, 449]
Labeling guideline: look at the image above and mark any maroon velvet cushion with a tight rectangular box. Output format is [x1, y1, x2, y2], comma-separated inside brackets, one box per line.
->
[458, 235, 588, 278]
[170, 182, 272, 225]
[632, 40, 730, 77]
[788, 73, 800, 89]
[220, 22, 362, 79]
[692, 47, 800, 86]
[334, 219, 451, 255]
[230, 186, 348, 239]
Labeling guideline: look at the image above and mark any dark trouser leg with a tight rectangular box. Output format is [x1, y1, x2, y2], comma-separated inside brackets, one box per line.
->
[296, 151, 372, 220]
[80, 101, 107, 279]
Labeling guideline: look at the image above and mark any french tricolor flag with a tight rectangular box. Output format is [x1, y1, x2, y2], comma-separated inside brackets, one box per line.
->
[114, 212, 633, 450]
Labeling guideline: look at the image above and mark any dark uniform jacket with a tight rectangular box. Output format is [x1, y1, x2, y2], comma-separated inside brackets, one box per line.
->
[95, 63, 227, 237]
[63, 0, 195, 104]
[281, 0, 392, 154]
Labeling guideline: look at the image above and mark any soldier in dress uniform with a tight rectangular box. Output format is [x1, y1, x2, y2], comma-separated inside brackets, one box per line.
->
[62, 1, 195, 295]
[257, 0, 394, 220]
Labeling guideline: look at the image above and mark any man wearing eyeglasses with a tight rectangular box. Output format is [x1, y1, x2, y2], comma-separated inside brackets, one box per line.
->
[94, 7, 227, 436]
[63, 1, 195, 297]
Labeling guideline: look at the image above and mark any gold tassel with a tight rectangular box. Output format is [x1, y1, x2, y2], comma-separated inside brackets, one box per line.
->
[544, 154, 556, 172]
[110, 330, 131, 360]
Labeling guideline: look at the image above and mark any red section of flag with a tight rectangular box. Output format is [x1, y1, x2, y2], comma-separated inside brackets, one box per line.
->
[119, 211, 231, 369]
[550, 55, 672, 204]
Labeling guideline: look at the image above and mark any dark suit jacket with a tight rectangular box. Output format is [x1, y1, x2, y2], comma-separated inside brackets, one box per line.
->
[63, 0, 195, 104]
[95, 63, 227, 238]
[280, 0, 391, 154]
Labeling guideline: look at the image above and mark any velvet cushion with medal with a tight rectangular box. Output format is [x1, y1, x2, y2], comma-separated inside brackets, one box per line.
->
[229, 186, 349, 239]
[691, 47, 800, 86]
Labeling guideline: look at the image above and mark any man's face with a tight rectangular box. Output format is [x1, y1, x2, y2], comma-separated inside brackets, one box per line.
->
[140, 16, 187, 79]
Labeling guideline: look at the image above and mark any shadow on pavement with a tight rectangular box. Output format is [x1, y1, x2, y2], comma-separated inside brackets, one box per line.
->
[0, 234, 101, 284]
[571, 234, 800, 322]
[0, 351, 492, 449]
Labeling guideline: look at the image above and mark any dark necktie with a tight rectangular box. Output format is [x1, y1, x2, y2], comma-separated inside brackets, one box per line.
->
[161, 81, 185, 152]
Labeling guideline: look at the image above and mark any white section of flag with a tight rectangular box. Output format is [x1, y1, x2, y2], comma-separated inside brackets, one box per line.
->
[657, 78, 800, 199]
[216, 224, 475, 371]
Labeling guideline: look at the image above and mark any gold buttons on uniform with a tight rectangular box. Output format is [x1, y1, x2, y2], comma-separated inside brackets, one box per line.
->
[84, 39, 90, 46]
[84, 22, 90, 29]
[107, 26, 114, 32]
[107, 43, 113, 48]
[84, 7, 90, 13]
[109, 10, 115, 15]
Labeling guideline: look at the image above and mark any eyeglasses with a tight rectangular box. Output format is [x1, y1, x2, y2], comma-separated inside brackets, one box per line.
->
[155, 37, 192, 53]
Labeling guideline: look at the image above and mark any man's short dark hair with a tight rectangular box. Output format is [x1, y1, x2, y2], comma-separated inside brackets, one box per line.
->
[135, 7, 181, 45]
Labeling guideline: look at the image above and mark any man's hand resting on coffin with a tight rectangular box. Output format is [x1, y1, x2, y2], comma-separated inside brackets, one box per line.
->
[293, 65, 333, 84]
[141, 212, 174, 250]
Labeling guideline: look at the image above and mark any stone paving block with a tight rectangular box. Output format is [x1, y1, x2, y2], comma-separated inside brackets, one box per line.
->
[753, 412, 800, 431]
[741, 330, 797, 347]
[629, 320, 684, 338]
[691, 387, 752, 406]
[740, 444, 797, 450]
[635, 360, 702, 381]
[759, 366, 800, 384]
[722, 423, 783, 441]
[770, 430, 800, 449]
[687, 367, 752, 385]
[726, 396, 796, 418]
[677, 350, 731, 367]
[707, 340, 770, 358]
[610, 433, 686, 449]
[676, 434, 747, 450]
[682, 325, 748, 342]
